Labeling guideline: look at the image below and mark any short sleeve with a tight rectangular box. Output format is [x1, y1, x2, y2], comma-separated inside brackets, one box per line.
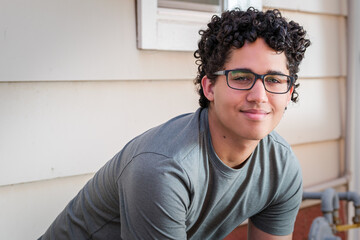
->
[118, 153, 191, 239]
[39, 153, 123, 240]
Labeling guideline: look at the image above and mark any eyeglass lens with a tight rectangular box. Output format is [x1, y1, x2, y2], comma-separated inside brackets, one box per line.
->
[228, 70, 291, 93]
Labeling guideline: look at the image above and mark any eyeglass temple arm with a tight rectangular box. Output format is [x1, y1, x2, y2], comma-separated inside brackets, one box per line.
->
[214, 70, 226, 75]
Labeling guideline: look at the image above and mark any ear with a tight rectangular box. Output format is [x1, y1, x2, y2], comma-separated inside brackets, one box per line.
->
[201, 75, 215, 102]
[287, 86, 294, 103]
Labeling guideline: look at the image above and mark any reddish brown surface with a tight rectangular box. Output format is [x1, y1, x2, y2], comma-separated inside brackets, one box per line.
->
[224, 202, 348, 240]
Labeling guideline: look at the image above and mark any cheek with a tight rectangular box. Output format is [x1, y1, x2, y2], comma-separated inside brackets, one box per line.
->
[269, 95, 289, 111]
[216, 91, 243, 108]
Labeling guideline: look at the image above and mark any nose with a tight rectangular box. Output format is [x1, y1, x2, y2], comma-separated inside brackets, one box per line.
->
[246, 79, 268, 103]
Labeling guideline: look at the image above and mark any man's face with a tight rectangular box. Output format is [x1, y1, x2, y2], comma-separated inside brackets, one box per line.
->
[202, 38, 292, 142]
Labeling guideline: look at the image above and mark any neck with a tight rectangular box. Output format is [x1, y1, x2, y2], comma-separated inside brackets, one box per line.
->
[207, 110, 260, 169]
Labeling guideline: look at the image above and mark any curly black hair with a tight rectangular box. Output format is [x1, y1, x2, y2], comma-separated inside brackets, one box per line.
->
[194, 7, 311, 108]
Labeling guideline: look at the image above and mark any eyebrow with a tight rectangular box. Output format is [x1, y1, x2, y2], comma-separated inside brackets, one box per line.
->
[236, 68, 286, 75]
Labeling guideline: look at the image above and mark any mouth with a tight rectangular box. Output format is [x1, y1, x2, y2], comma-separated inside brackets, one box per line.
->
[240, 109, 270, 121]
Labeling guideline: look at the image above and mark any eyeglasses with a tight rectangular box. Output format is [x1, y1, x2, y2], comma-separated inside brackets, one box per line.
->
[214, 69, 294, 94]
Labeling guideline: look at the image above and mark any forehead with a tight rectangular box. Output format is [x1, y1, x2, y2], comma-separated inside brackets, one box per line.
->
[224, 38, 288, 74]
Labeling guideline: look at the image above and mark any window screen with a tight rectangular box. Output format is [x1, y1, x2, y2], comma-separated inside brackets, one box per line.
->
[158, 0, 222, 12]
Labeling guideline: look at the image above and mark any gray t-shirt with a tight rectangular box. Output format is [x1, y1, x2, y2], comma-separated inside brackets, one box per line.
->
[40, 108, 302, 239]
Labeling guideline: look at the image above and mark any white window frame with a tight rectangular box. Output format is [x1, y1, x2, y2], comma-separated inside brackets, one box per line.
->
[136, 0, 262, 51]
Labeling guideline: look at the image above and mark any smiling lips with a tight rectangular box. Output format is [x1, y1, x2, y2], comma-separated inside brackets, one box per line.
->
[240, 109, 270, 121]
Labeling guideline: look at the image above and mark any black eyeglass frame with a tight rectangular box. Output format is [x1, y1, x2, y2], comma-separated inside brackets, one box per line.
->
[213, 68, 295, 94]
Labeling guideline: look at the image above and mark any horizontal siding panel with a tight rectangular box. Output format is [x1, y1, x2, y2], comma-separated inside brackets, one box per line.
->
[264, 0, 347, 15]
[276, 78, 343, 145]
[292, 140, 342, 188]
[0, 174, 94, 240]
[0, 80, 199, 185]
[279, 11, 347, 79]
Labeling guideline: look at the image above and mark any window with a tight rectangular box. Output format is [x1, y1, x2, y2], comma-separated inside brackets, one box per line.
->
[158, 0, 222, 12]
[136, 0, 262, 51]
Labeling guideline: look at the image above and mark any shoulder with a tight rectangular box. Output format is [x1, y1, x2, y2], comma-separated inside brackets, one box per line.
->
[258, 131, 298, 167]
[251, 131, 302, 198]
[111, 108, 208, 178]
[260, 132, 303, 201]
[127, 108, 207, 160]
[265, 131, 292, 151]
[119, 152, 190, 189]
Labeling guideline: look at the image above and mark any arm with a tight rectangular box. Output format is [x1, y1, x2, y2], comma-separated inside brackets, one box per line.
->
[248, 220, 292, 240]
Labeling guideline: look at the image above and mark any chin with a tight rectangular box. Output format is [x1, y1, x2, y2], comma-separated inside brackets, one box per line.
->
[246, 131, 270, 141]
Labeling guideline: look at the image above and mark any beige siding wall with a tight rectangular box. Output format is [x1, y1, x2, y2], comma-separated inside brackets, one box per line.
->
[0, 80, 198, 186]
[0, 0, 348, 239]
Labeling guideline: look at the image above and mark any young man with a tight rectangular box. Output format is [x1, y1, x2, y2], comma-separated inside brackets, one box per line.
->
[39, 7, 310, 240]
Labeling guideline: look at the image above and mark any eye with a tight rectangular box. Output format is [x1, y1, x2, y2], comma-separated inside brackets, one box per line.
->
[265, 76, 282, 84]
[230, 71, 253, 82]
[234, 76, 252, 82]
